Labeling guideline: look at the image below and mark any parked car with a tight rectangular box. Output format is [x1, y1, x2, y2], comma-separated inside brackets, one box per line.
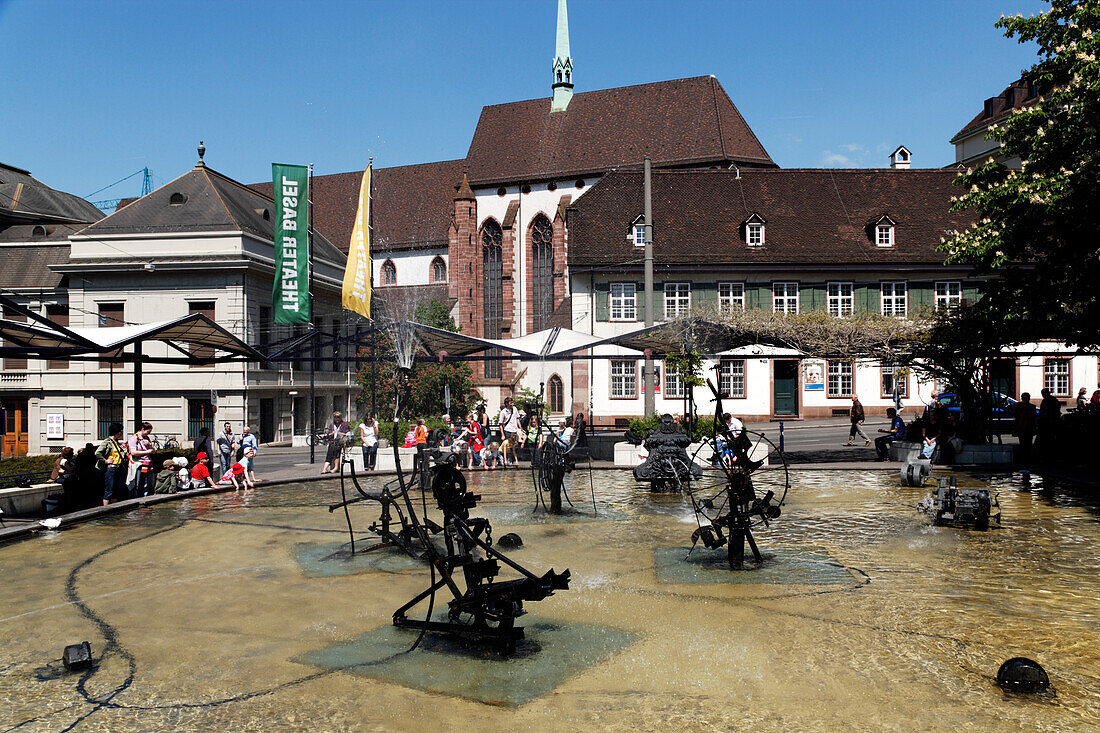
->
[936, 392, 1019, 433]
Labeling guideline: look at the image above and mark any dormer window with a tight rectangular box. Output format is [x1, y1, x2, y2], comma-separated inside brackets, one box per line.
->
[169, 192, 187, 206]
[31, 225, 47, 238]
[629, 215, 647, 247]
[873, 215, 896, 247]
[742, 213, 766, 246]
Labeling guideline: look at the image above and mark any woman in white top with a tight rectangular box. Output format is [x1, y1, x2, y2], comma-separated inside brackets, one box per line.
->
[359, 415, 378, 470]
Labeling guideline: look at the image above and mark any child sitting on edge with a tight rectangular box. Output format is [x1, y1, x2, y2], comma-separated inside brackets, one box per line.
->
[190, 452, 217, 489]
[174, 456, 191, 491]
[480, 441, 502, 470]
[154, 459, 178, 494]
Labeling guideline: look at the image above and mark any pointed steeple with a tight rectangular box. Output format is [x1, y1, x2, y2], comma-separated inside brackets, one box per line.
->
[551, 0, 573, 112]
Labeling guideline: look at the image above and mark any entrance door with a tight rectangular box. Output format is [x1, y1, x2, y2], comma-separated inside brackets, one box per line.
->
[990, 358, 1017, 399]
[259, 398, 275, 444]
[2, 399, 29, 457]
[773, 360, 799, 417]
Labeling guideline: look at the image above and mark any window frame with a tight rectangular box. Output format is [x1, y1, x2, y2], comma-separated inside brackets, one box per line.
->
[880, 281, 908, 317]
[826, 360, 853, 398]
[609, 282, 637, 322]
[430, 256, 447, 283]
[1043, 358, 1071, 397]
[772, 281, 799, 314]
[663, 282, 691, 320]
[547, 374, 564, 413]
[718, 282, 745, 314]
[663, 360, 686, 399]
[826, 282, 854, 318]
[632, 223, 647, 248]
[609, 359, 638, 400]
[746, 222, 765, 246]
[876, 224, 894, 247]
[881, 362, 909, 399]
[718, 359, 746, 399]
[934, 280, 962, 310]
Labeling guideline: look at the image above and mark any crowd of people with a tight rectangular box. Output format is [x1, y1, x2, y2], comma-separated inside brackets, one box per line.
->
[61, 420, 263, 506]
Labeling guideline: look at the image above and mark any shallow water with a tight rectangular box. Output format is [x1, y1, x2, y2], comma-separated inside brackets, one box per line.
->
[1, 467, 1098, 731]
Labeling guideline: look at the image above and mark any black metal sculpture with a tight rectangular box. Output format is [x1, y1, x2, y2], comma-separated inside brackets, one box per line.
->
[683, 377, 789, 570]
[330, 360, 570, 653]
[632, 413, 702, 490]
[919, 475, 1001, 530]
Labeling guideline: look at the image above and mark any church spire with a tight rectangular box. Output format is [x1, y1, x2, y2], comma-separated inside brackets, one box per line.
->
[551, 0, 573, 112]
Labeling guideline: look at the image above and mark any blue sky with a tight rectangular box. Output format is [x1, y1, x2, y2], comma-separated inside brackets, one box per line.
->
[2, 0, 1046, 202]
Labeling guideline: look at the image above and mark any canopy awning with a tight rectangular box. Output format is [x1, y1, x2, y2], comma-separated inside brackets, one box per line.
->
[413, 324, 606, 360]
[598, 320, 791, 356]
[0, 313, 263, 361]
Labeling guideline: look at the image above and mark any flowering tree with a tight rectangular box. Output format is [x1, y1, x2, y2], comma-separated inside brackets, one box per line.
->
[943, 1, 1100, 347]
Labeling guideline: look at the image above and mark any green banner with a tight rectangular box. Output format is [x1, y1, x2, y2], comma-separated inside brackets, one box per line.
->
[272, 163, 309, 324]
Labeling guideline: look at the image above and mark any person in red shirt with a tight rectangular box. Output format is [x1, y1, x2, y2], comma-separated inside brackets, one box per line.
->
[218, 461, 248, 491]
[190, 452, 216, 489]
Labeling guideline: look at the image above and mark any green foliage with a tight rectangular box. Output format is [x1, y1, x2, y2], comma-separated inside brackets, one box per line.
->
[944, 1, 1100, 347]
[415, 298, 460, 332]
[663, 349, 705, 387]
[626, 414, 716, 443]
[0, 453, 57, 477]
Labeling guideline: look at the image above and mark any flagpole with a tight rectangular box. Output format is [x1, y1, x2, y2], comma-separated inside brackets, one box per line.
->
[368, 157, 377, 417]
[308, 162, 316, 465]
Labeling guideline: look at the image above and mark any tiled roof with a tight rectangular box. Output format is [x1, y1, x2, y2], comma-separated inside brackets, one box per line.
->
[0, 244, 69, 289]
[251, 159, 464, 254]
[951, 79, 1039, 143]
[0, 162, 104, 224]
[465, 76, 775, 186]
[77, 165, 343, 264]
[567, 169, 974, 268]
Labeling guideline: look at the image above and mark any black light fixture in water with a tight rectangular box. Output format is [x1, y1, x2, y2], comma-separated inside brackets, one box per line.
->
[997, 657, 1050, 694]
[62, 642, 92, 671]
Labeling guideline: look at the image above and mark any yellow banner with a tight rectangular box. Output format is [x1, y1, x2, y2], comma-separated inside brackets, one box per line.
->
[342, 164, 372, 318]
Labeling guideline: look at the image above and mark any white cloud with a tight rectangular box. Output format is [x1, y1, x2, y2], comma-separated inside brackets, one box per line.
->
[821, 151, 851, 166]
[840, 143, 868, 154]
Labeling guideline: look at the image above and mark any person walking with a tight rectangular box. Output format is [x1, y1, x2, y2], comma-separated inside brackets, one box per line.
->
[126, 422, 155, 497]
[359, 415, 378, 470]
[844, 395, 871, 446]
[875, 408, 905, 461]
[1014, 392, 1037, 464]
[216, 422, 237, 477]
[321, 412, 350, 474]
[95, 422, 126, 505]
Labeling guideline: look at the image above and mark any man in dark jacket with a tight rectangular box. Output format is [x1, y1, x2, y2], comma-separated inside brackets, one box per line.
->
[1014, 393, 1038, 464]
[844, 395, 870, 446]
[1037, 388, 1061, 462]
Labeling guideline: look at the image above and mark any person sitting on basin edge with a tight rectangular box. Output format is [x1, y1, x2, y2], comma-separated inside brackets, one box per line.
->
[875, 407, 906, 461]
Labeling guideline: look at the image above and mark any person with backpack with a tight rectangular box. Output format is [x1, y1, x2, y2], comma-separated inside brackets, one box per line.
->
[95, 422, 127, 505]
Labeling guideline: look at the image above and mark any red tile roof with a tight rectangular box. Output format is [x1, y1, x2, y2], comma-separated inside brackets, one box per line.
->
[951, 79, 1039, 143]
[567, 169, 975, 269]
[251, 159, 463, 254]
[465, 76, 774, 186]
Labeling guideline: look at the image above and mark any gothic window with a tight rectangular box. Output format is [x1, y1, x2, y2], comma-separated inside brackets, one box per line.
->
[431, 256, 447, 283]
[531, 215, 554, 331]
[548, 374, 564, 413]
[381, 260, 396, 285]
[481, 220, 503, 379]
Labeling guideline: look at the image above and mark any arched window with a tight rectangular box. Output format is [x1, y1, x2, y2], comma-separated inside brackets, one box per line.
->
[481, 220, 503, 379]
[381, 259, 396, 286]
[548, 374, 564, 414]
[431, 256, 447, 283]
[531, 214, 554, 331]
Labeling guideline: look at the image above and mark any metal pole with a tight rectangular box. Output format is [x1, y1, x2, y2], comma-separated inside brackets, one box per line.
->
[133, 339, 142, 429]
[643, 155, 655, 417]
[308, 163, 316, 464]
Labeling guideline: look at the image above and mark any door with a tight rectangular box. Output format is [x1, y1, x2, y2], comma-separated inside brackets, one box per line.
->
[773, 360, 799, 417]
[990, 358, 1017, 399]
[2, 399, 29, 457]
[259, 398, 275, 444]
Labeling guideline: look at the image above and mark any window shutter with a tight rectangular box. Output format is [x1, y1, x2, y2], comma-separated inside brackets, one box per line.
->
[635, 283, 646, 322]
[594, 283, 610, 322]
[693, 282, 717, 311]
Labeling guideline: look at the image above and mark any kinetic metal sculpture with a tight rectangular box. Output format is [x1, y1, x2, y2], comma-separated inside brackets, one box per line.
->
[683, 377, 789, 570]
[329, 323, 571, 652]
[632, 414, 702, 490]
[919, 475, 1001, 530]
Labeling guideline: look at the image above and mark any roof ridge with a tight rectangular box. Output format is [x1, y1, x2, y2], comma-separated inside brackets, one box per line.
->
[205, 165, 275, 204]
[74, 165, 197, 234]
[710, 76, 727, 161]
[478, 74, 717, 110]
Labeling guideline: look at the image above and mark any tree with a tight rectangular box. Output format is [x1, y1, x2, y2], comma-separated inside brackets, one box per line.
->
[944, 1, 1100, 347]
[354, 298, 477, 420]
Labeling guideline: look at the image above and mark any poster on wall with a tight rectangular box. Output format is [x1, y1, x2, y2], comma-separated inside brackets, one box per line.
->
[803, 360, 825, 391]
[46, 413, 64, 439]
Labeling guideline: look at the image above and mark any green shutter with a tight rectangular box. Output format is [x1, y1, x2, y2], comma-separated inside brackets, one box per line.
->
[694, 282, 717, 312]
[636, 282, 646, 322]
[857, 283, 878, 314]
[595, 282, 610, 322]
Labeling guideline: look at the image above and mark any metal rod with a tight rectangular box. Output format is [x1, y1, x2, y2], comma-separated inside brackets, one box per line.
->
[133, 338, 142, 429]
[643, 155, 655, 417]
[309, 163, 316, 465]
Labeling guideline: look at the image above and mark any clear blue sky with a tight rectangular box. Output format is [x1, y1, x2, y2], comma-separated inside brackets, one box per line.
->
[2, 0, 1047, 203]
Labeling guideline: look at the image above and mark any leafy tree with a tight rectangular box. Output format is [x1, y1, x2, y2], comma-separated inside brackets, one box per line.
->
[944, 1, 1100, 347]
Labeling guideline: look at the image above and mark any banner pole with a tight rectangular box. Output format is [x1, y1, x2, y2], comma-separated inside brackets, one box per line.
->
[309, 163, 316, 465]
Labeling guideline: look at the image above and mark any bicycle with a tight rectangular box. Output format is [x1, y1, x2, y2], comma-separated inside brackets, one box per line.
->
[148, 434, 181, 450]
